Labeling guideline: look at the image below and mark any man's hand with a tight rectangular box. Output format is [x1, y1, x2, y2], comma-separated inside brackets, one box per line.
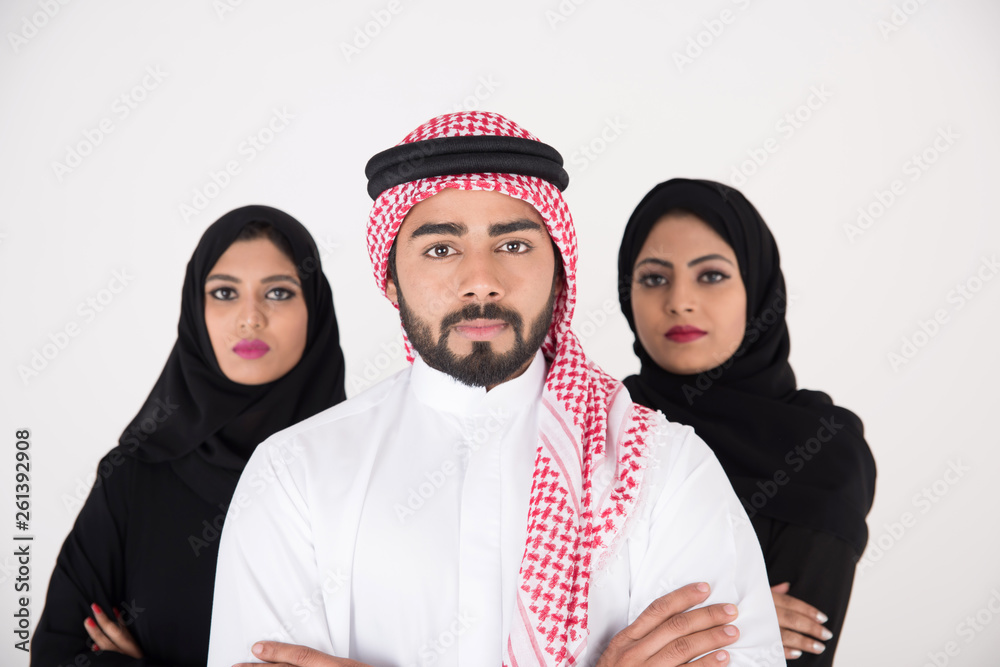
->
[233, 641, 372, 667]
[596, 582, 740, 666]
[770, 582, 832, 660]
[84, 603, 143, 658]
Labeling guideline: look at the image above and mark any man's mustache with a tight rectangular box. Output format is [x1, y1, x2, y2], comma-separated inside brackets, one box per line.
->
[440, 303, 524, 337]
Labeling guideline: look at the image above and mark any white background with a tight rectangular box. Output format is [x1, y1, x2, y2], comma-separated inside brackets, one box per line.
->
[1, 1, 998, 665]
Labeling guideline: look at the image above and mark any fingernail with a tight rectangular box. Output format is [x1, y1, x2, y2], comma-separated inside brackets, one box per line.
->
[696, 582, 710, 592]
[252, 642, 264, 656]
[113, 607, 121, 618]
[91, 603, 103, 616]
[813, 642, 826, 653]
[723, 625, 738, 637]
[821, 628, 833, 640]
[92, 643, 99, 652]
[85, 618, 96, 628]
[715, 650, 728, 662]
[816, 611, 828, 623]
[723, 604, 737, 616]
[789, 649, 802, 658]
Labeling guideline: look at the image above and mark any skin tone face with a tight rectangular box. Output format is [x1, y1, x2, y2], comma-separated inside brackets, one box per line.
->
[203, 237, 308, 385]
[385, 187, 561, 389]
[630, 212, 747, 375]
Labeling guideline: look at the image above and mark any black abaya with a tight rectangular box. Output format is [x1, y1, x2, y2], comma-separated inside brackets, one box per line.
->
[617, 179, 876, 665]
[31, 205, 346, 666]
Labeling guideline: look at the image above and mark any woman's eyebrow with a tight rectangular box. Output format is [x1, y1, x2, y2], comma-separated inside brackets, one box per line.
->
[634, 254, 735, 270]
[634, 257, 672, 270]
[261, 274, 301, 286]
[688, 253, 734, 267]
[205, 273, 239, 283]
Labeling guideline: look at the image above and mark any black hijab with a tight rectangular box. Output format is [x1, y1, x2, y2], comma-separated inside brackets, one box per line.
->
[618, 178, 876, 555]
[112, 205, 347, 507]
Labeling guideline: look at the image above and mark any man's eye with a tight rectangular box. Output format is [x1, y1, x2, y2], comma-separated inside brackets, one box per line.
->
[425, 245, 454, 258]
[501, 241, 529, 253]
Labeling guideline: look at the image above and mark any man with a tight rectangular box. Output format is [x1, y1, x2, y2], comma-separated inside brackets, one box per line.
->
[207, 111, 783, 667]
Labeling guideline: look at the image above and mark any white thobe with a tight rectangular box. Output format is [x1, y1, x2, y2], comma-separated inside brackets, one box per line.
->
[207, 351, 784, 667]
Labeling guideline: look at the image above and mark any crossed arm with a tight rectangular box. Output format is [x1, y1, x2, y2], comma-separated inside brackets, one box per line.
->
[234, 583, 742, 667]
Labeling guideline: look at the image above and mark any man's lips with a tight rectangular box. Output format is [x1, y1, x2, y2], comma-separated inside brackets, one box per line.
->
[233, 339, 270, 359]
[452, 319, 509, 342]
[665, 325, 707, 343]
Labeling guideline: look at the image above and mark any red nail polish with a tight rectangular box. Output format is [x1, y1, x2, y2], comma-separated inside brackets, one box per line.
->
[85, 618, 96, 628]
[113, 607, 121, 619]
[92, 643, 99, 652]
[91, 603, 103, 616]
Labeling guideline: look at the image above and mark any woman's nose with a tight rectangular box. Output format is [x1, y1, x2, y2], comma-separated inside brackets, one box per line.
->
[237, 302, 266, 334]
[665, 281, 695, 314]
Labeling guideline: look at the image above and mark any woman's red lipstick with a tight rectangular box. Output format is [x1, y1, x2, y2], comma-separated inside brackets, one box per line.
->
[665, 325, 706, 343]
[233, 339, 270, 359]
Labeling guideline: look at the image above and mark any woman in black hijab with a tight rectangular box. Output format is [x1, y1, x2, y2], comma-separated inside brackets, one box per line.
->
[32, 205, 347, 666]
[617, 179, 876, 665]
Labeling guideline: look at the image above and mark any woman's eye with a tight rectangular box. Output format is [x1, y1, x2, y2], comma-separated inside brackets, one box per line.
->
[425, 245, 454, 258]
[638, 274, 667, 288]
[266, 287, 296, 301]
[700, 270, 729, 284]
[208, 287, 237, 300]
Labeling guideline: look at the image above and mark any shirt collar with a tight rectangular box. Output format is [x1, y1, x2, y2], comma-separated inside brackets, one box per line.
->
[410, 349, 547, 415]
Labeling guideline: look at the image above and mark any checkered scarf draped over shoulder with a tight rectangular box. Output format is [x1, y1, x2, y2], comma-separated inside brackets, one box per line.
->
[366, 111, 656, 667]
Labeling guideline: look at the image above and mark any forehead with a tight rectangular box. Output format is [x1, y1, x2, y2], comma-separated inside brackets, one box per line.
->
[209, 238, 297, 273]
[638, 212, 735, 258]
[398, 188, 548, 235]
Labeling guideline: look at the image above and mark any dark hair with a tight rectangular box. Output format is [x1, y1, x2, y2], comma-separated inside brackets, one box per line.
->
[234, 220, 296, 264]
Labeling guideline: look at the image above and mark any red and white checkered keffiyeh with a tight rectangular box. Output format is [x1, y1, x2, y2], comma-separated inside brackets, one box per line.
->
[367, 111, 657, 667]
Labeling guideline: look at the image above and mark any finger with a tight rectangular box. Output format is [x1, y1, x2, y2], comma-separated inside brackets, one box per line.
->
[83, 617, 115, 652]
[640, 602, 739, 660]
[774, 605, 832, 643]
[91, 604, 143, 657]
[770, 582, 790, 595]
[773, 590, 828, 624]
[623, 582, 713, 640]
[249, 641, 367, 666]
[688, 649, 732, 665]
[780, 628, 827, 656]
[651, 623, 740, 665]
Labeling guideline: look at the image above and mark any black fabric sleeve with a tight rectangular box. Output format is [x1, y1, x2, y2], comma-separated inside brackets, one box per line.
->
[30, 454, 164, 667]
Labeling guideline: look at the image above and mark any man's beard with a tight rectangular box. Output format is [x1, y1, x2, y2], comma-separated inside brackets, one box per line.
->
[397, 283, 557, 388]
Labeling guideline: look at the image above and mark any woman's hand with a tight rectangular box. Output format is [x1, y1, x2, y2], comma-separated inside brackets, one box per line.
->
[84, 603, 144, 658]
[770, 582, 832, 659]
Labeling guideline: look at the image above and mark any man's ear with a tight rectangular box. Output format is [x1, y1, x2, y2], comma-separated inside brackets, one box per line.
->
[385, 272, 399, 305]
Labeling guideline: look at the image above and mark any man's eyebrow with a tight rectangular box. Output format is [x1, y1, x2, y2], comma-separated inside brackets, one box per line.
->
[409, 222, 468, 239]
[489, 220, 544, 237]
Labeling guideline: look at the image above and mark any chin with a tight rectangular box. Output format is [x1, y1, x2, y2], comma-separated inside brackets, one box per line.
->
[657, 355, 711, 376]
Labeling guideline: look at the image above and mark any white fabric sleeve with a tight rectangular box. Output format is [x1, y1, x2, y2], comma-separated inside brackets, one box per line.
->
[206, 436, 336, 666]
[626, 416, 786, 667]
